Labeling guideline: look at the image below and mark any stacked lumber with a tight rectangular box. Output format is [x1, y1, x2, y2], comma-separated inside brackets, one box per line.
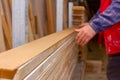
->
[72, 6, 85, 26]
[0, 28, 79, 80]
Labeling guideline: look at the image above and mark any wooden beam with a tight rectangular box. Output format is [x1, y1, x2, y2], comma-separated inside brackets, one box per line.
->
[0, 28, 75, 79]
[72, 6, 85, 11]
[28, 2, 37, 36]
[0, 6, 6, 52]
[9, 0, 12, 12]
[68, 2, 73, 27]
[56, 0, 64, 32]
[28, 17, 34, 42]
[0, 0, 12, 49]
[46, 0, 56, 34]
[12, 0, 28, 48]
[34, 0, 45, 37]
[63, 0, 68, 29]
[2, 0, 12, 31]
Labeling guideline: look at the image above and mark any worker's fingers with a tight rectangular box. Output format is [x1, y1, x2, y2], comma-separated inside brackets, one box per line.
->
[80, 35, 90, 46]
[76, 30, 85, 44]
[75, 29, 83, 40]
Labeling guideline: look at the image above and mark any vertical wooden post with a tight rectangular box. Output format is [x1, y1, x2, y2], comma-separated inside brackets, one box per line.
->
[0, 3, 6, 52]
[3, 0, 12, 31]
[12, 0, 28, 48]
[0, 0, 12, 49]
[46, 0, 56, 34]
[56, 0, 64, 32]
[63, 0, 68, 29]
[68, 2, 73, 27]
[34, 0, 44, 37]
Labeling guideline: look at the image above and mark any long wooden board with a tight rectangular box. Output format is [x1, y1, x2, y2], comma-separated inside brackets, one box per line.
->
[34, 0, 45, 37]
[28, 2, 36, 36]
[0, 7, 6, 52]
[0, 0, 12, 49]
[56, 0, 64, 32]
[12, 0, 28, 48]
[0, 28, 75, 79]
[46, 0, 56, 34]
[2, 0, 12, 31]
[63, 0, 68, 29]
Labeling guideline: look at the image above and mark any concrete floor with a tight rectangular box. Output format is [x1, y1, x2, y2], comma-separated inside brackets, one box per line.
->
[84, 72, 107, 80]
[71, 61, 107, 80]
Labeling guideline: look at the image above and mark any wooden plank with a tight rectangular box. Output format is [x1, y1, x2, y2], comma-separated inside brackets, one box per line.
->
[28, 2, 37, 36]
[72, 6, 85, 11]
[0, 28, 75, 79]
[63, 0, 68, 29]
[46, 0, 56, 34]
[0, 0, 12, 49]
[56, 0, 64, 32]
[68, 2, 73, 27]
[28, 17, 34, 42]
[34, 0, 45, 37]
[12, 0, 28, 48]
[0, 7, 6, 52]
[2, 0, 12, 31]
[9, 0, 12, 12]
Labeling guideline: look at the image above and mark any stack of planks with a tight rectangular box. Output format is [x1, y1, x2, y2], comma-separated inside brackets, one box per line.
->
[0, 0, 12, 52]
[0, 28, 79, 80]
[72, 6, 85, 26]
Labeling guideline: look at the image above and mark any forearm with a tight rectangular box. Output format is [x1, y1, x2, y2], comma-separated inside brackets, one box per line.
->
[89, 0, 120, 33]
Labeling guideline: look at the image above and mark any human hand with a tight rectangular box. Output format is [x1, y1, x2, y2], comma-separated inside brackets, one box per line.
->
[75, 23, 96, 46]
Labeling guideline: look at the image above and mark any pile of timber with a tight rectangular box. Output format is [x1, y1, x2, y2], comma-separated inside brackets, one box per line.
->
[72, 6, 85, 26]
[0, 0, 70, 52]
[0, 28, 79, 80]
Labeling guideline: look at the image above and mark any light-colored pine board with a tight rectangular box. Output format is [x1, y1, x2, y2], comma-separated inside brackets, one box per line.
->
[56, 0, 64, 32]
[2, 0, 12, 31]
[12, 0, 28, 48]
[68, 2, 73, 27]
[0, 28, 75, 79]
[28, 17, 34, 42]
[28, 2, 37, 36]
[34, 0, 45, 37]
[72, 14, 84, 17]
[0, 0, 12, 49]
[9, 0, 12, 12]
[46, 0, 56, 34]
[72, 6, 85, 11]
[63, 0, 68, 29]
[0, 7, 6, 52]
